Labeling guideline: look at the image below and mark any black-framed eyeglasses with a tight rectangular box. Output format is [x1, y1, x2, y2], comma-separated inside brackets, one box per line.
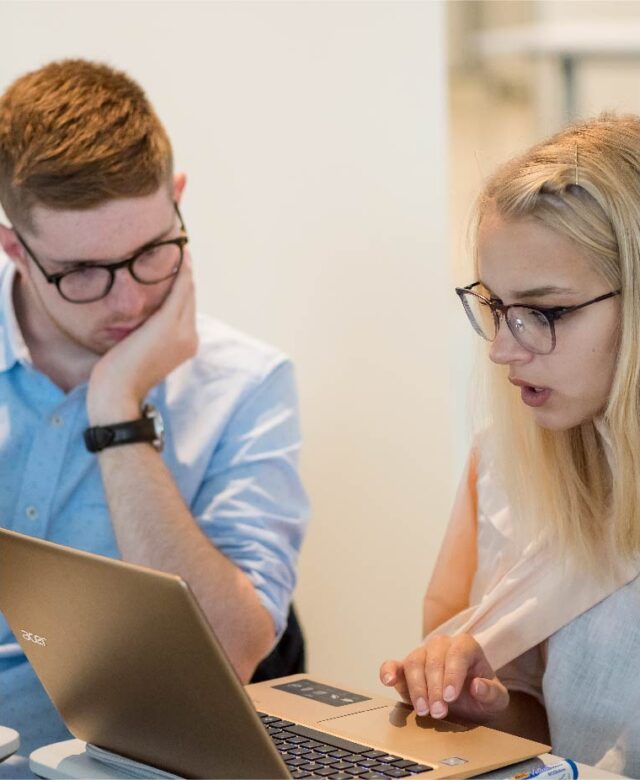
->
[455, 281, 621, 355]
[14, 203, 189, 304]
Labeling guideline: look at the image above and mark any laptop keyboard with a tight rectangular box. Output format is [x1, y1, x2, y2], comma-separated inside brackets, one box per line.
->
[258, 713, 434, 779]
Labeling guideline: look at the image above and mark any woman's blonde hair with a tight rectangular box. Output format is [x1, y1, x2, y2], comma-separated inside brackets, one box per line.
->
[474, 114, 640, 571]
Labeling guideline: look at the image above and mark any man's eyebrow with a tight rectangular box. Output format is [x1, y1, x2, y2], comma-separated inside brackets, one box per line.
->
[45, 222, 175, 269]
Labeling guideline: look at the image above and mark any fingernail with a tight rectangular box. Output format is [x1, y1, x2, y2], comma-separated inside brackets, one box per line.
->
[443, 685, 456, 702]
[415, 697, 429, 716]
[475, 679, 488, 697]
[383, 674, 393, 685]
[431, 701, 446, 719]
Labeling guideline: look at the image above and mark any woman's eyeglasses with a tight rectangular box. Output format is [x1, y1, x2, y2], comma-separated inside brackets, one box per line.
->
[455, 282, 620, 355]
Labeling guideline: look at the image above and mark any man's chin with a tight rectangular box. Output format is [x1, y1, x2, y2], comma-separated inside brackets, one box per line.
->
[76, 331, 117, 356]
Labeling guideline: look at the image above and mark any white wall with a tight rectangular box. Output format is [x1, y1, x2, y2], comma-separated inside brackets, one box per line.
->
[0, 1, 453, 691]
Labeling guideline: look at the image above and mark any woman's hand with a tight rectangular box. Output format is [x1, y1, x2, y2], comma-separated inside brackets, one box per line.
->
[379, 633, 509, 723]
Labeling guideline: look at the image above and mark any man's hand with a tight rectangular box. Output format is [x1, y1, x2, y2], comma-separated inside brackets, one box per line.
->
[379, 633, 509, 723]
[87, 253, 198, 424]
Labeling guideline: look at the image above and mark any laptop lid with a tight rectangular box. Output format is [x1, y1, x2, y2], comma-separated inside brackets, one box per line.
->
[0, 528, 287, 779]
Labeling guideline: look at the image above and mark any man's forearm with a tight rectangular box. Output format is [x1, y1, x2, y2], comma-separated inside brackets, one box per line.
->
[96, 442, 275, 682]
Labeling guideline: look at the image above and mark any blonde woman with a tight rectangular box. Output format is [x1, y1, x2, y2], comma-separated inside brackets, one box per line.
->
[380, 114, 640, 776]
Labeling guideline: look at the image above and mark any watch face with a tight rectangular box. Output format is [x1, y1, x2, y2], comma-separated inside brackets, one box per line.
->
[152, 412, 165, 441]
[144, 404, 165, 451]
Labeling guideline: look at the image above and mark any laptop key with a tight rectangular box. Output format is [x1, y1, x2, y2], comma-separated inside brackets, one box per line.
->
[376, 755, 402, 764]
[259, 712, 295, 729]
[330, 750, 352, 759]
[288, 747, 313, 757]
[390, 761, 417, 769]
[378, 769, 411, 778]
[331, 761, 356, 772]
[344, 767, 369, 776]
[356, 759, 381, 769]
[299, 761, 325, 773]
[328, 774, 354, 780]
[362, 751, 387, 759]
[284, 725, 370, 754]
[259, 714, 281, 724]
[316, 745, 338, 754]
[316, 769, 338, 777]
[286, 758, 309, 767]
[359, 774, 388, 780]
[317, 756, 341, 766]
[290, 771, 314, 779]
[405, 765, 433, 774]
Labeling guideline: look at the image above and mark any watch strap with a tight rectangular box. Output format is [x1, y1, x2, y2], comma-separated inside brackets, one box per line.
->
[84, 404, 164, 453]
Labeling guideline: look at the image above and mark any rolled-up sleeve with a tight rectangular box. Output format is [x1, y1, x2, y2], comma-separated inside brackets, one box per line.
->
[190, 360, 309, 638]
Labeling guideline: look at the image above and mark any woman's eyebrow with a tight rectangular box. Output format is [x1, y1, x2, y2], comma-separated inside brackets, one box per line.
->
[510, 285, 577, 300]
[479, 282, 576, 301]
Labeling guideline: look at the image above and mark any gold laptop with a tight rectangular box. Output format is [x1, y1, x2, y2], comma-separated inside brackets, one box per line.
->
[0, 529, 548, 779]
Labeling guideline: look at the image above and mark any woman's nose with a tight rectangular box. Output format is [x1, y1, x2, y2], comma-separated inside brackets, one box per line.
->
[488, 316, 533, 365]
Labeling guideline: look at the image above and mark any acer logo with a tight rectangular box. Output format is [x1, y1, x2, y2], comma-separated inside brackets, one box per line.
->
[21, 630, 47, 647]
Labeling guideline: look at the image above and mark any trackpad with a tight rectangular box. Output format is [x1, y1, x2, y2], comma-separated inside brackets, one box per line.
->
[323, 703, 470, 762]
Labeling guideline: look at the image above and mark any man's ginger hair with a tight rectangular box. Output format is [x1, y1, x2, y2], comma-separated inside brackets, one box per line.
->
[0, 59, 173, 232]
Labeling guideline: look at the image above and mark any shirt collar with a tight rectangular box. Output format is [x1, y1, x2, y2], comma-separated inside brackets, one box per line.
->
[0, 256, 32, 372]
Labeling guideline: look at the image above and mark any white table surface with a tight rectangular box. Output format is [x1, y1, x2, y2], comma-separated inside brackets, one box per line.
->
[0, 727, 19, 762]
[0, 726, 20, 762]
[29, 739, 628, 780]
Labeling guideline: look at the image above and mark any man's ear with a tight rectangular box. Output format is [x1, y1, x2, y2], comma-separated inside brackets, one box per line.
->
[0, 224, 28, 271]
[173, 172, 187, 204]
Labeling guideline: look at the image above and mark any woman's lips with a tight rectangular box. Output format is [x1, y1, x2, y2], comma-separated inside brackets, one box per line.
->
[510, 378, 552, 408]
[520, 386, 552, 407]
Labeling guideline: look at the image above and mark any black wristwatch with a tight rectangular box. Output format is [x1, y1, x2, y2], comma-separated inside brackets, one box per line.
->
[83, 404, 165, 453]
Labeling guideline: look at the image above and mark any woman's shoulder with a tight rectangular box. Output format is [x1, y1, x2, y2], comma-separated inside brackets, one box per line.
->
[468, 431, 523, 603]
[470, 431, 514, 538]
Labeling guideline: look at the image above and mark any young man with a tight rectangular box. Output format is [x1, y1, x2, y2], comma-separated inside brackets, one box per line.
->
[0, 59, 309, 772]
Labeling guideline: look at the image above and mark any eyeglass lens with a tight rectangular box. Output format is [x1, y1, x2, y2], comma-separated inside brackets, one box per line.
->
[59, 243, 183, 302]
[460, 292, 554, 354]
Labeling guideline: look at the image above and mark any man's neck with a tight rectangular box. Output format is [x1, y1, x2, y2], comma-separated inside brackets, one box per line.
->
[12, 275, 99, 393]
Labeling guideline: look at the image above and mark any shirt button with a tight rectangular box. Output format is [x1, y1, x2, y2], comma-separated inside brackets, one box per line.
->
[25, 505, 39, 520]
[50, 415, 63, 427]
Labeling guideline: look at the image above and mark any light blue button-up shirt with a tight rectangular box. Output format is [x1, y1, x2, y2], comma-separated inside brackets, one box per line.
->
[0, 254, 309, 660]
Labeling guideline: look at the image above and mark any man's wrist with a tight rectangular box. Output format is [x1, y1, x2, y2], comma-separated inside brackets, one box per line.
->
[84, 404, 165, 453]
[87, 395, 141, 427]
